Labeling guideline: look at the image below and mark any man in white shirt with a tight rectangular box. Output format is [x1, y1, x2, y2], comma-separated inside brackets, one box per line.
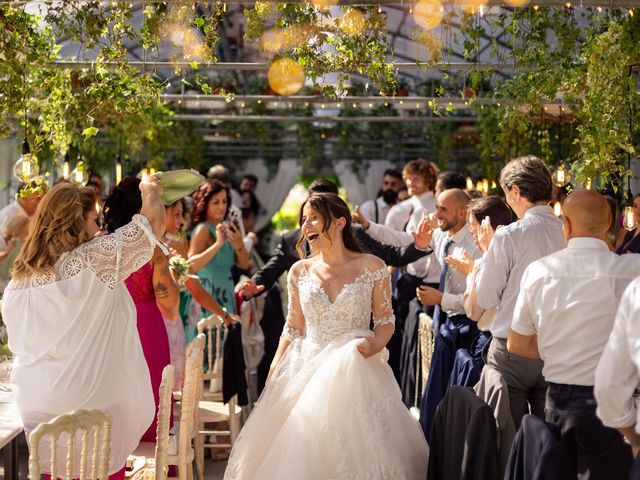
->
[358, 168, 403, 226]
[416, 188, 481, 328]
[509, 190, 636, 478]
[414, 188, 482, 440]
[595, 278, 640, 471]
[353, 158, 439, 382]
[475, 155, 565, 428]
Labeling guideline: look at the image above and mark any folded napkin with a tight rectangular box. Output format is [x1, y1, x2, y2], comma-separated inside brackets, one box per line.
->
[154, 169, 205, 206]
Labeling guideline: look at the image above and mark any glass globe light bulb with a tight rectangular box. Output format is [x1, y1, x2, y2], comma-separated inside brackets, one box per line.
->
[623, 205, 637, 232]
[13, 137, 39, 182]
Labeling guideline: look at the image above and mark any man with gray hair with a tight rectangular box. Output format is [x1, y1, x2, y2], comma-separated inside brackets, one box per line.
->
[509, 190, 636, 478]
[474, 155, 565, 428]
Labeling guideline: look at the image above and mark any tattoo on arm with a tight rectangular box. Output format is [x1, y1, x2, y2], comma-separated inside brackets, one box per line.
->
[154, 281, 170, 299]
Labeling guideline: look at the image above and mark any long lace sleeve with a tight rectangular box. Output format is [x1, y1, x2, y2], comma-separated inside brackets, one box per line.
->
[371, 266, 395, 329]
[78, 214, 156, 288]
[280, 265, 305, 342]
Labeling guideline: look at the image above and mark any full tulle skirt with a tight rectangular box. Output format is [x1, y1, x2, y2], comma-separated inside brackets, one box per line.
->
[224, 331, 429, 480]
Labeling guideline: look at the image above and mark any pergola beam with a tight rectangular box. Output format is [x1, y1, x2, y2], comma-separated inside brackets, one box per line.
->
[50, 60, 521, 71]
[171, 114, 477, 121]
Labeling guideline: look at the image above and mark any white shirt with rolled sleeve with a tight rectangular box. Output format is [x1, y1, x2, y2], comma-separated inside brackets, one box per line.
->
[360, 196, 393, 225]
[511, 237, 640, 386]
[595, 278, 640, 432]
[475, 204, 565, 339]
[433, 226, 482, 316]
[366, 191, 438, 281]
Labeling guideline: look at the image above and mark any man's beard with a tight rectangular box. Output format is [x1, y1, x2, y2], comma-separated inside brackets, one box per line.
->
[439, 220, 455, 232]
[381, 189, 398, 205]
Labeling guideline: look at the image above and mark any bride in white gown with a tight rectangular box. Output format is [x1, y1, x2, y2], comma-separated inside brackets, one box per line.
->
[224, 192, 429, 480]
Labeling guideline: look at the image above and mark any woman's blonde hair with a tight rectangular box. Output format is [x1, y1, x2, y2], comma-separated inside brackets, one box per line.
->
[12, 182, 97, 279]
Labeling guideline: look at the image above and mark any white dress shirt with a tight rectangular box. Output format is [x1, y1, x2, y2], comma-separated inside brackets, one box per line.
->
[512, 237, 640, 386]
[360, 197, 393, 225]
[367, 191, 438, 280]
[595, 277, 640, 432]
[384, 192, 436, 232]
[432, 226, 482, 316]
[475, 205, 565, 339]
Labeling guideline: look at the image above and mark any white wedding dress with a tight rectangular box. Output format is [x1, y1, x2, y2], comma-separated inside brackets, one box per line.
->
[224, 257, 429, 480]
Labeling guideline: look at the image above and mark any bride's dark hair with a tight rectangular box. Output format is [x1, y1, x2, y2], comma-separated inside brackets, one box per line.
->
[296, 193, 363, 257]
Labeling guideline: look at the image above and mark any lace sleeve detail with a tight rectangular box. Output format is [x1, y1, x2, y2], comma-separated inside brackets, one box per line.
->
[78, 214, 156, 288]
[371, 265, 395, 329]
[280, 266, 306, 342]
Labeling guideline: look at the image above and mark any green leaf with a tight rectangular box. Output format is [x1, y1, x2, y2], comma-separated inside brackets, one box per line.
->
[82, 126, 99, 138]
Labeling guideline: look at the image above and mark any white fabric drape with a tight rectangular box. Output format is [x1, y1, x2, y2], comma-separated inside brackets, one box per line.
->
[332, 160, 396, 207]
[234, 159, 301, 231]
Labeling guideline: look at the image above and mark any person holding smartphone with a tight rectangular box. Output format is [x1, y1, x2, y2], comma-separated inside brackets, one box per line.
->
[188, 179, 250, 323]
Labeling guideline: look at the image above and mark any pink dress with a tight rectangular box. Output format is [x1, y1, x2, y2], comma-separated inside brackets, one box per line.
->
[125, 263, 172, 442]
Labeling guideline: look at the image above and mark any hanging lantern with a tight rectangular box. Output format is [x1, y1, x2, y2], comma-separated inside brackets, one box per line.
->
[13, 137, 39, 182]
[339, 8, 367, 36]
[268, 58, 305, 96]
[553, 201, 562, 217]
[491, 180, 497, 189]
[623, 205, 637, 231]
[482, 179, 489, 193]
[413, 0, 443, 30]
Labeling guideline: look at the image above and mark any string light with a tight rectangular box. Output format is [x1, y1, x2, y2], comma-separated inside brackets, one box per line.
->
[623, 205, 637, 231]
[62, 155, 70, 180]
[115, 153, 122, 185]
[466, 177, 473, 190]
[553, 201, 562, 217]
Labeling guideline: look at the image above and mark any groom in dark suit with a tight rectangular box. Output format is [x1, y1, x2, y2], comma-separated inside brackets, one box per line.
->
[239, 179, 433, 390]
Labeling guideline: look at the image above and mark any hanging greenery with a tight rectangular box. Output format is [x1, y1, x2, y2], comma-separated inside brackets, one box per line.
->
[244, 2, 398, 97]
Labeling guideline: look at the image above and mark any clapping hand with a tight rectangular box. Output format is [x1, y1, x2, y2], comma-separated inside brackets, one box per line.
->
[445, 251, 474, 276]
[412, 216, 433, 251]
[478, 216, 495, 253]
[352, 205, 370, 230]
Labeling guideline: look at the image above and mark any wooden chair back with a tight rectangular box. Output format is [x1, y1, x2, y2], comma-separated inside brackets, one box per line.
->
[29, 409, 112, 480]
[196, 315, 223, 392]
[153, 364, 175, 480]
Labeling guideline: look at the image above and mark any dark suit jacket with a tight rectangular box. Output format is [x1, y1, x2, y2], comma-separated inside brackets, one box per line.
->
[252, 226, 431, 291]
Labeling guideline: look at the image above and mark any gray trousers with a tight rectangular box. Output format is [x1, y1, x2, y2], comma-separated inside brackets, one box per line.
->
[487, 337, 547, 429]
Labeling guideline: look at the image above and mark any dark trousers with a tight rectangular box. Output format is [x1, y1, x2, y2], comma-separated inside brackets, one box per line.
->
[389, 272, 424, 383]
[419, 315, 480, 443]
[545, 383, 633, 480]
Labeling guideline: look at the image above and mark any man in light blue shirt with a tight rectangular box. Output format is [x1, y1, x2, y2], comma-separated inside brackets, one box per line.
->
[475, 155, 565, 428]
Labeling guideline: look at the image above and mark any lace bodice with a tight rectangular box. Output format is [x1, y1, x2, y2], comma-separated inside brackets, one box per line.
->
[281, 259, 395, 346]
[6, 215, 156, 292]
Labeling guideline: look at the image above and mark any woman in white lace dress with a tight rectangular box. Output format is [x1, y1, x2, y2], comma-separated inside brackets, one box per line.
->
[2, 179, 166, 479]
[225, 193, 429, 480]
